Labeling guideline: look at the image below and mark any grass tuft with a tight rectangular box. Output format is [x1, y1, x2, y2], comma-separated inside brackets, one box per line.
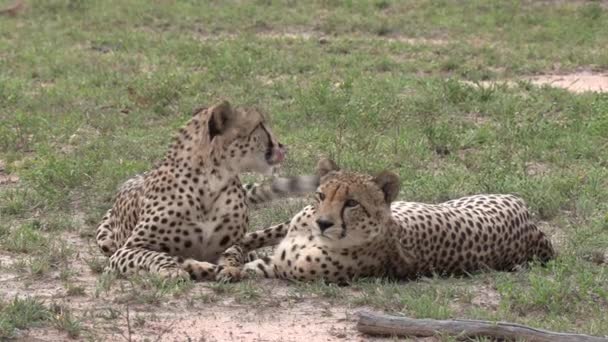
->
[0, 297, 51, 339]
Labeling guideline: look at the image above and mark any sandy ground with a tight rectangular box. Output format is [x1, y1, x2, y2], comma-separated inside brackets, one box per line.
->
[0, 211, 403, 341]
[529, 72, 608, 93]
[464, 71, 608, 93]
[4, 239, 412, 342]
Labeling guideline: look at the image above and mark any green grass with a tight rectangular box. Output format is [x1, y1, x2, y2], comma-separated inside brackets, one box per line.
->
[115, 274, 195, 305]
[0, 297, 51, 339]
[1, 222, 76, 277]
[1, 0, 607, 338]
[49, 304, 84, 339]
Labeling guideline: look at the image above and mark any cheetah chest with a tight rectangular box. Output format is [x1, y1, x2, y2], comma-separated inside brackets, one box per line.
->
[272, 220, 385, 282]
[154, 185, 249, 262]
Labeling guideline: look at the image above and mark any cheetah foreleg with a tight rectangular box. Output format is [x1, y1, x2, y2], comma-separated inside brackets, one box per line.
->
[240, 220, 290, 251]
[95, 209, 118, 257]
[242, 257, 278, 279]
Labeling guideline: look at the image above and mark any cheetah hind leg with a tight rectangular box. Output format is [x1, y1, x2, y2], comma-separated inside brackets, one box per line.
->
[107, 246, 190, 280]
[107, 246, 228, 282]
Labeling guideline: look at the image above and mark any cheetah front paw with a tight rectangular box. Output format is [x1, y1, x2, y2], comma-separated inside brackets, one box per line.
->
[216, 266, 242, 283]
[158, 268, 190, 281]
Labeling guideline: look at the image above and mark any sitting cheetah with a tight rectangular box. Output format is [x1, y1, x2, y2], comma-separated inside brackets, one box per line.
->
[95, 100, 318, 281]
[237, 158, 555, 284]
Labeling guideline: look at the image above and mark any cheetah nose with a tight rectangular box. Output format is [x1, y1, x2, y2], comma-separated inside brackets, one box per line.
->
[316, 219, 334, 232]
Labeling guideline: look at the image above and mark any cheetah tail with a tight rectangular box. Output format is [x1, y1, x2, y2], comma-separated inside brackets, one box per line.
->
[244, 174, 319, 208]
[531, 226, 556, 265]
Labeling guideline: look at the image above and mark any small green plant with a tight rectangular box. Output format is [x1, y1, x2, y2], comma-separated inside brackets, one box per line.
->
[0, 188, 42, 217]
[66, 284, 86, 297]
[27, 256, 51, 277]
[50, 304, 83, 339]
[85, 256, 108, 274]
[293, 280, 345, 300]
[1, 222, 48, 253]
[190, 292, 220, 305]
[0, 297, 51, 339]
[42, 214, 77, 232]
[117, 274, 194, 305]
[95, 272, 118, 298]
[233, 281, 263, 303]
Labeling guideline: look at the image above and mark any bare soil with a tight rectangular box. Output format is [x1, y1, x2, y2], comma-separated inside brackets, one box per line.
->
[529, 72, 608, 93]
[464, 72, 608, 93]
[1, 228, 415, 341]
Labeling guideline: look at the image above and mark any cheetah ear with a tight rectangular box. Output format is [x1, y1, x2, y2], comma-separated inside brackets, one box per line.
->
[191, 106, 207, 117]
[316, 158, 339, 177]
[207, 100, 236, 141]
[373, 171, 400, 204]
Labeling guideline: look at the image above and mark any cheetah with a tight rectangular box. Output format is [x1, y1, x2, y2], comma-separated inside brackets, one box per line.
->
[237, 158, 555, 284]
[95, 100, 318, 281]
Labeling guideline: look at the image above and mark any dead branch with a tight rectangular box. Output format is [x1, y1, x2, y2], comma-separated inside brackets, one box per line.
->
[357, 311, 608, 342]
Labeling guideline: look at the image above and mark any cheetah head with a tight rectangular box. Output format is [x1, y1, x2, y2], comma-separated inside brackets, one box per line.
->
[201, 100, 285, 174]
[312, 158, 400, 248]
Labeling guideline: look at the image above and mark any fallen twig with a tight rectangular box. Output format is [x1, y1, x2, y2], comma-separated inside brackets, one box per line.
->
[357, 311, 608, 342]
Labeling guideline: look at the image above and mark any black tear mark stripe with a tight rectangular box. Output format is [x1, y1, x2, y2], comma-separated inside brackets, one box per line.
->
[260, 123, 275, 149]
[247, 122, 263, 137]
[339, 184, 348, 239]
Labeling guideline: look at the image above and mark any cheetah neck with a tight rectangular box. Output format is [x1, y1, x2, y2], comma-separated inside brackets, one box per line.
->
[164, 116, 209, 167]
[325, 230, 386, 256]
[159, 117, 240, 197]
[385, 217, 418, 275]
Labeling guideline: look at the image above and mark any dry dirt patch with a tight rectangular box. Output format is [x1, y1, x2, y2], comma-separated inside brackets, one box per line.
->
[464, 71, 608, 93]
[128, 302, 370, 342]
[525, 162, 551, 177]
[529, 72, 608, 93]
[3, 229, 404, 341]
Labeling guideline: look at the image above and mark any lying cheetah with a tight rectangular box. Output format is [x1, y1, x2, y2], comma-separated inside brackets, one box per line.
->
[95, 101, 317, 280]
[238, 158, 555, 283]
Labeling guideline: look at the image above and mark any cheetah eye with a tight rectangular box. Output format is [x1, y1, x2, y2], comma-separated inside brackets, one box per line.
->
[316, 192, 326, 201]
[344, 199, 359, 208]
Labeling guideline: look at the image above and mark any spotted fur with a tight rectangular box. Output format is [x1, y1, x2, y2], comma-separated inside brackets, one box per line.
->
[237, 158, 555, 284]
[95, 101, 318, 281]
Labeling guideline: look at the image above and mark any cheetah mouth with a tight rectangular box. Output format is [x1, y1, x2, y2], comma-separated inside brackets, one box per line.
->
[265, 146, 285, 165]
[318, 228, 347, 240]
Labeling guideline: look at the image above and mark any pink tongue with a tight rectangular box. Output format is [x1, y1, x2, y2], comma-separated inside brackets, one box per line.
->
[273, 148, 285, 164]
